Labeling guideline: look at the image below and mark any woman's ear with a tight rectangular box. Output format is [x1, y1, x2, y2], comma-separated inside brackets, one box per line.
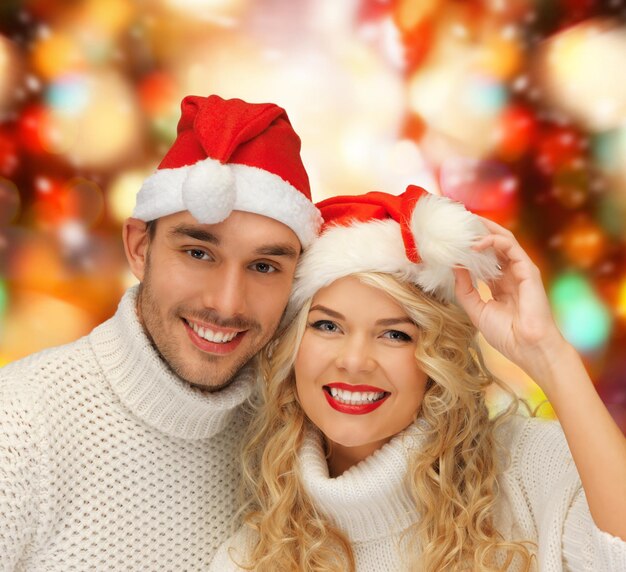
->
[123, 218, 151, 282]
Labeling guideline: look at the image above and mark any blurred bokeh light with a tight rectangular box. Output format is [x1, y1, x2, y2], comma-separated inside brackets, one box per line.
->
[1, 0, 625, 432]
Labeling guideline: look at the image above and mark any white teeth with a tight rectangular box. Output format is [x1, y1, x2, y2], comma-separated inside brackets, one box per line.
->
[189, 321, 238, 343]
[328, 387, 386, 405]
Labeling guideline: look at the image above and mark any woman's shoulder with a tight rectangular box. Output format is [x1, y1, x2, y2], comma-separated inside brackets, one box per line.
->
[209, 526, 258, 572]
[495, 413, 577, 485]
[495, 412, 566, 448]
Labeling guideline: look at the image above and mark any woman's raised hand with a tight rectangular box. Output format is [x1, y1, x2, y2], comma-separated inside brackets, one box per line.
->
[452, 217, 567, 385]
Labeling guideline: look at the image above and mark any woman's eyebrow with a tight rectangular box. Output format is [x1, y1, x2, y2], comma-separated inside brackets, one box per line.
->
[376, 317, 415, 326]
[308, 307, 414, 327]
[309, 305, 345, 320]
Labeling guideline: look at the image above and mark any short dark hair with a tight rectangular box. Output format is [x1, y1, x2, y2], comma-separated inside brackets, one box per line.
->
[145, 219, 158, 240]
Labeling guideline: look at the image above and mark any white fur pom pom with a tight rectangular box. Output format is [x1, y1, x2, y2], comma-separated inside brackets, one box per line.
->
[182, 159, 236, 224]
[411, 193, 501, 299]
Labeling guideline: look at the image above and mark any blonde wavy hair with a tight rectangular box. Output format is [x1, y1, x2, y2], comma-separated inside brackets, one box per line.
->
[238, 272, 536, 571]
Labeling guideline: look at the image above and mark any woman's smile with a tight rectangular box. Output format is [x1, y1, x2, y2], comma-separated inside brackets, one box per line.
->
[322, 382, 390, 414]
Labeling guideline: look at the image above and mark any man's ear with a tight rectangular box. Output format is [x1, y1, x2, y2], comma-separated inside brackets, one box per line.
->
[123, 218, 151, 281]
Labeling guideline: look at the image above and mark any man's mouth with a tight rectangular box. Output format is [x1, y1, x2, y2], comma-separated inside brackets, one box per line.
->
[186, 319, 242, 343]
[322, 382, 390, 415]
[183, 318, 247, 354]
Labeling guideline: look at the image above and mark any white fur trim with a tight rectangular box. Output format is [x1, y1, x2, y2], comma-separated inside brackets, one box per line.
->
[289, 195, 500, 314]
[132, 158, 322, 247]
[411, 193, 500, 299]
[290, 219, 418, 312]
[228, 163, 322, 247]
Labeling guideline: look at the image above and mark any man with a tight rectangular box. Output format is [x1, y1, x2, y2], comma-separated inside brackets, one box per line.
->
[0, 95, 321, 571]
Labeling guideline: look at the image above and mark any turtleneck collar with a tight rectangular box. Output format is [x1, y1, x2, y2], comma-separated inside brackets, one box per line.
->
[299, 420, 429, 543]
[89, 285, 255, 440]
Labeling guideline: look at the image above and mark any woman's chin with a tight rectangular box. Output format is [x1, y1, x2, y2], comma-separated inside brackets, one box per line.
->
[323, 431, 391, 453]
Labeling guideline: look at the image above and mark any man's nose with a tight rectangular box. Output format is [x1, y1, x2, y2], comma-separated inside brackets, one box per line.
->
[201, 265, 247, 318]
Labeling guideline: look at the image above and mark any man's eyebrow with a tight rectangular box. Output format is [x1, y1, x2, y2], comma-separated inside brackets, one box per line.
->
[309, 305, 345, 320]
[169, 225, 219, 245]
[255, 244, 299, 258]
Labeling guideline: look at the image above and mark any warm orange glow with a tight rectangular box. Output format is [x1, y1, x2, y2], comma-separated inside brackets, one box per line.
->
[561, 218, 607, 269]
[33, 32, 85, 79]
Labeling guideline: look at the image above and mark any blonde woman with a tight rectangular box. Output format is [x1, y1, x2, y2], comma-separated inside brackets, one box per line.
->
[210, 186, 626, 571]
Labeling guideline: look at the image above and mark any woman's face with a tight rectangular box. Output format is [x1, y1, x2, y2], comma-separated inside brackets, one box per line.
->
[294, 275, 429, 462]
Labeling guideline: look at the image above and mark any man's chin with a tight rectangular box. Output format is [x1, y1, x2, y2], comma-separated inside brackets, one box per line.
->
[178, 354, 256, 392]
[188, 378, 234, 393]
[177, 367, 237, 392]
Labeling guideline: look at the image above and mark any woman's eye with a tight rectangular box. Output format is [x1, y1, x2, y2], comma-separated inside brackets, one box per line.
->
[383, 330, 412, 342]
[310, 320, 339, 333]
[251, 262, 277, 274]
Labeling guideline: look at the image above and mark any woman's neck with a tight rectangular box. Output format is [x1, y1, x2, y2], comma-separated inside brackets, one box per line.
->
[326, 437, 391, 477]
[300, 424, 423, 543]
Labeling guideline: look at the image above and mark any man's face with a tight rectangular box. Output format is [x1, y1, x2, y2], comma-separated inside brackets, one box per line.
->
[130, 210, 301, 390]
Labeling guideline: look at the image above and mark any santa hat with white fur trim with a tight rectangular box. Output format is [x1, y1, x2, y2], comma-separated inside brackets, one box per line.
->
[132, 94, 322, 247]
[290, 185, 500, 309]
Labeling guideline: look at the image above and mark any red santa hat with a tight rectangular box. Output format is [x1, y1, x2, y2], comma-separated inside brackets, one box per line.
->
[132, 94, 322, 247]
[290, 185, 500, 308]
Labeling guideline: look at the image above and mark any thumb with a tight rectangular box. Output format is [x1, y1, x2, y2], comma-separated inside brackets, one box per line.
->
[453, 267, 484, 327]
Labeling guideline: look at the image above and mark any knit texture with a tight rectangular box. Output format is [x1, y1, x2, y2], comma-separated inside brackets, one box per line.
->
[210, 416, 626, 571]
[0, 286, 254, 572]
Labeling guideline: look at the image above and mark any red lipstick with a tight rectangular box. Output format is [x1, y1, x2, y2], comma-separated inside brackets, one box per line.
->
[323, 382, 390, 415]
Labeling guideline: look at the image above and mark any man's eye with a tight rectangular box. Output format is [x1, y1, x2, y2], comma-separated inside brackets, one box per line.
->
[251, 262, 277, 274]
[309, 320, 340, 333]
[382, 330, 412, 342]
[187, 249, 210, 261]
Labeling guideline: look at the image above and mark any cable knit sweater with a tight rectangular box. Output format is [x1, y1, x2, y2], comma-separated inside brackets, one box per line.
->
[210, 416, 626, 571]
[0, 286, 254, 572]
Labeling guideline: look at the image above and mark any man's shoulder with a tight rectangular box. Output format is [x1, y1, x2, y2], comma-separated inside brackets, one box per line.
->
[0, 333, 96, 394]
[0, 291, 128, 389]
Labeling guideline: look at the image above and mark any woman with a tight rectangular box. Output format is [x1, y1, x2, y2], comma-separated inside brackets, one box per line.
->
[210, 185, 626, 571]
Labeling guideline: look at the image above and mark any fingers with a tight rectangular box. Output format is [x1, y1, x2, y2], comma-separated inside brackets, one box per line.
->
[473, 217, 535, 266]
[469, 230, 550, 320]
[471, 233, 538, 278]
[476, 216, 515, 237]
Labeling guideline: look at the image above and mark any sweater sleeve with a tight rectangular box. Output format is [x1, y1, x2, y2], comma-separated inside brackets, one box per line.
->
[562, 487, 626, 571]
[511, 417, 626, 572]
[0, 364, 41, 572]
[208, 527, 257, 572]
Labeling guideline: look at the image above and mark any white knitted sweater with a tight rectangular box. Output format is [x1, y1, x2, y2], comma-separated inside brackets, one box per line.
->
[211, 416, 626, 571]
[0, 286, 254, 572]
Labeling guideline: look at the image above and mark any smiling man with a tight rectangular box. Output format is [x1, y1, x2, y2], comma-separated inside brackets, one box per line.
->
[0, 95, 321, 571]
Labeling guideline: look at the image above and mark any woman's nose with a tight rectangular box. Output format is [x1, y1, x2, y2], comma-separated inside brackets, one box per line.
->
[334, 335, 376, 374]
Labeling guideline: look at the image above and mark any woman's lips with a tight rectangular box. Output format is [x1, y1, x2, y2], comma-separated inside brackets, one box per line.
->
[323, 382, 390, 415]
